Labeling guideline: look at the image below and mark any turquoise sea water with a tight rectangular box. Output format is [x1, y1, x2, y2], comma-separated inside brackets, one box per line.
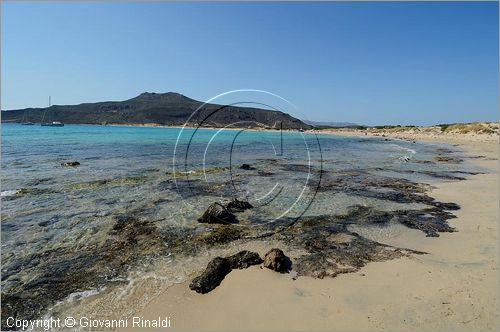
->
[0, 123, 482, 325]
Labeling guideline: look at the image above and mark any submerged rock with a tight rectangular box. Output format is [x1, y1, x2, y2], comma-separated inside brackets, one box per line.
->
[189, 257, 232, 294]
[226, 250, 263, 269]
[263, 248, 291, 273]
[196, 225, 243, 245]
[226, 198, 253, 212]
[239, 163, 256, 170]
[198, 203, 237, 224]
[434, 155, 463, 164]
[61, 161, 80, 167]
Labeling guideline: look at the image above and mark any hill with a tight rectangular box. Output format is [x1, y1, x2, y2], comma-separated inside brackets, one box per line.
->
[1, 92, 310, 129]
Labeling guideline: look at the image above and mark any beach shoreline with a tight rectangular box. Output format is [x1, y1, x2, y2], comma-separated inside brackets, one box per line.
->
[132, 132, 499, 331]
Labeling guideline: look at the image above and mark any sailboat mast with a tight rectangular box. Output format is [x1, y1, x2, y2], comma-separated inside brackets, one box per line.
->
[40, 95, 63, 126]
[41, 95, 51, 124]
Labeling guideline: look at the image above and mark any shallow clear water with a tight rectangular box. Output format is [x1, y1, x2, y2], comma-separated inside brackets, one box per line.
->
[0, 123, 483, 324]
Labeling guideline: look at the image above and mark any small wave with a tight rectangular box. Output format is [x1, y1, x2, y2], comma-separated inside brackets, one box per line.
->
[55, 287, 106, 306]
[389, 143, 416, 155]
[404, 147, 416, 155]
[387, 143, 417, 163]
[1, 190, 19, 197]
[398, 155, 411, 163]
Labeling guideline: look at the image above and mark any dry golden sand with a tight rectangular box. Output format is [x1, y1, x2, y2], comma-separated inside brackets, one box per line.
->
[134, 133, 499, 331]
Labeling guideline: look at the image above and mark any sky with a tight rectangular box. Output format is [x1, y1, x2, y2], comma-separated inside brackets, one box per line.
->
[1, 1, 498, 125]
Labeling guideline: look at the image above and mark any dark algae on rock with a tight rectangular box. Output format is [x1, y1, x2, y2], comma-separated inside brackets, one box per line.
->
[276, 213, 426, 279]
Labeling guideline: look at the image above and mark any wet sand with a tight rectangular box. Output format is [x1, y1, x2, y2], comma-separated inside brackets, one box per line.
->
[134, 135, 499, 331]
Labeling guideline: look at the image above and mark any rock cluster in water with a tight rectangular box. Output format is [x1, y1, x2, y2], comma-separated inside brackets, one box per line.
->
[198, 202, 237, 224]
[61, 161, 80, 167]
[197, 199, 253, 224]
[226, 198, 253, 212]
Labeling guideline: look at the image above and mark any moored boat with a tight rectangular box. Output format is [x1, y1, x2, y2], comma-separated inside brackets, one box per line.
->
[41, 121, 64, 127]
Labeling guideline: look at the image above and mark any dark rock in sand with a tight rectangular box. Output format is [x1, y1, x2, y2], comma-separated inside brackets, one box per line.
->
[189, 251, 262, 294]
[61, 161, 80, 167]
[239, 163, 256, 170]
[433, 202, 460, 211]
[189, 257, 232, 294]
[198, 203, 237, 224]
[263, 248, 291, 273]
[226, 250, 263, 269]
[226, 198, 253, 212]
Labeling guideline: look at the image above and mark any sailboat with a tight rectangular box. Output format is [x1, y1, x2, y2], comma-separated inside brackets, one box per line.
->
[40, 96, 64, 127]
[21, 109, 35, 125]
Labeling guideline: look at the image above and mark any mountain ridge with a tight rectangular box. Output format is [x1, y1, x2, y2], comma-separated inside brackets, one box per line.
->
[1, 92, 311, 129]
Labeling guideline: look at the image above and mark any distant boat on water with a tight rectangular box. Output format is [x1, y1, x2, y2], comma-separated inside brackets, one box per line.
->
[41, 121, 64, 127]
[40, 96, 64, 127]
[21, 108, 35, 125]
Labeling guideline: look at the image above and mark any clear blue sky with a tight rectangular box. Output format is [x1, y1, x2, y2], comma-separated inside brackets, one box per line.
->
[1, 1, 498, 125]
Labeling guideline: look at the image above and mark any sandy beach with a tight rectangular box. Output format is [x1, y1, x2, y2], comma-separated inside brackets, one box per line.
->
[135, 131, 499, 331]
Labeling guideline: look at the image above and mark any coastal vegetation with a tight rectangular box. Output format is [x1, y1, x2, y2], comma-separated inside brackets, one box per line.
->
[318, 122, 499, 136]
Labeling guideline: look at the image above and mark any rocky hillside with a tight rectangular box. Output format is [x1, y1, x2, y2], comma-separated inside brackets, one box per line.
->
[1, 92, 310, 129]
